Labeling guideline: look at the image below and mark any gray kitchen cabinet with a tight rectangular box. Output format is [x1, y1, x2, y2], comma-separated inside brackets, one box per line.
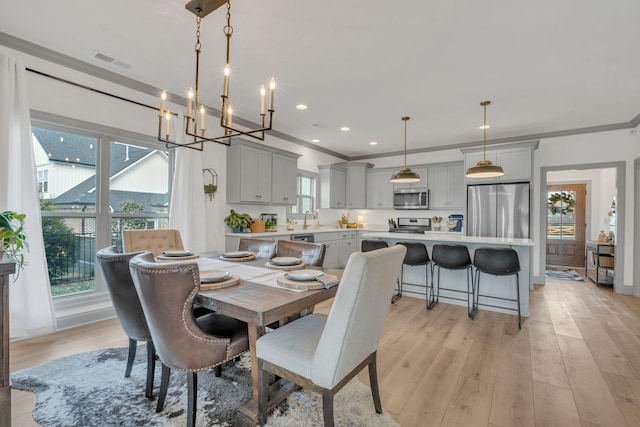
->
[346, 163, 371, 209]
[338, 231, 357, 267]
[226, 140, 300, 205]
[318, 165, 347, 209]
[462, 141, 538, 183]
[366, 169, 394, 209]
[427, 162, 465, 209]
[315, 232, 340, 268]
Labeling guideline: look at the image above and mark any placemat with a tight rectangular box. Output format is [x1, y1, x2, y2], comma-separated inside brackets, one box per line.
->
[200, 275, 240, 290]
[275, 274, 339, 291]
[219, 253, 257, 262]
[264, 261, 305, 271]
[156, 254, 200, 261]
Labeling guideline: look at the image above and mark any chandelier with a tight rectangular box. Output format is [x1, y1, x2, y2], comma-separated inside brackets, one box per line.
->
[390, 117, 421, 183]
[465, 101, 504, 178]
[157, 0, 275, 150]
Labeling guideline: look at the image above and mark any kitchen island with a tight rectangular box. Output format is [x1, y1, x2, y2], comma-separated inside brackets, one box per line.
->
[361, 232, 534, 317]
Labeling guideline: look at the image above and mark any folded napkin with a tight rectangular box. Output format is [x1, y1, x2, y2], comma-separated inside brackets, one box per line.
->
[316, 274, 339, 289]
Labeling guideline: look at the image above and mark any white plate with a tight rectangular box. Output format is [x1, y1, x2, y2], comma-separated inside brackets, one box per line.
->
[200, 270, 231, 283]
[285, 269, 324, 281]
[223, 251, 250, 258]
[270, 257, 302, 266]
[163, 250, 193, 257]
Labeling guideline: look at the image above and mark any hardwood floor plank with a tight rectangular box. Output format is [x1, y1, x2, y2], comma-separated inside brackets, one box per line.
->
[532, 380, 581, 427]
[545, 298, 583, 339]
[460, 310, 505, 384]
[440, 376, 493, 427]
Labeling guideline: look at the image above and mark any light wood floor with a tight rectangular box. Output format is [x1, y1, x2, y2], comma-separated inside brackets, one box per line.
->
[10, 275, 640, 426]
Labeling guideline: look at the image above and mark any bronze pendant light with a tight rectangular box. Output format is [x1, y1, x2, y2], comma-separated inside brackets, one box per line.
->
[465, 101, 505, 178]
[390, 116, 421, 183]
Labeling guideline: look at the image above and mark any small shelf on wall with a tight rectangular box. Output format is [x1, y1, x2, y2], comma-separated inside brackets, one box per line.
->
[585, 240, 614, 286]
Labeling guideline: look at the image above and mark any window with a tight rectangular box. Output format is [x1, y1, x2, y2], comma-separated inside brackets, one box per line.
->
[37, 169, 49, 193]
[288, 172, 317, 218]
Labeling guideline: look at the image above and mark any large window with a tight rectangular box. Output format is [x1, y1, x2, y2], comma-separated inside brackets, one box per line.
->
[288, 172, 316, 217]
[33, 124, 172, 299]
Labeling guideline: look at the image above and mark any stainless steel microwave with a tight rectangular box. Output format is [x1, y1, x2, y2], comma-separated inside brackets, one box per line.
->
[393, 188, 429, 210]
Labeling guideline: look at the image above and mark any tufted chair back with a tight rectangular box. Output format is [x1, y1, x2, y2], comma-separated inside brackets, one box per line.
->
[276, 240, 326, 266]
[238, 238, 277, 259]
[122, 229, 184, 257]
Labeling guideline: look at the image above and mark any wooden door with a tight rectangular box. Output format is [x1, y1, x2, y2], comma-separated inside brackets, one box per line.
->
[546, 184, 586, 267]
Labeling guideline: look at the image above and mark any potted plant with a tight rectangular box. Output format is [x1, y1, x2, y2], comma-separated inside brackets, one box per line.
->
[203, 184, 217, 201]
[0, 211, 28, 269]
[224, 209, 252, 233]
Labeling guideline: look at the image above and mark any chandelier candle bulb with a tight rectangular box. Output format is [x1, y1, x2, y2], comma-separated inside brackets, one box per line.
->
[159, 90, 166, 117]
[260, 85, 266, 115]
[200, 105, 205, 130]
[269, 77, 275, 110]
[165, 111, 171, 139]
[187, 88, 193, 117]
[223, 64, 230, 97]
[227, 106, 233, 127]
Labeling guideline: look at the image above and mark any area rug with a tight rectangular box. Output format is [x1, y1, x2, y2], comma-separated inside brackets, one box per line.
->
[10, 347, 398, 427]
[545, 266, 584, 282]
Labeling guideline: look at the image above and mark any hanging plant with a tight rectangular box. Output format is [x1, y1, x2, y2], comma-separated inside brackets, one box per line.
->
[548, 192, 576, 215]
[202, 168, 218, 202]
[203, 184, 217, 201]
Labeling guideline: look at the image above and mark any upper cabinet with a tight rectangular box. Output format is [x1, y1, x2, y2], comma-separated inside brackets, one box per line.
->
[427, 162, 465, 209]
[462, 141, 538, 183]
[319, 163, 372, 209]
[366, 169, 394, 209]
[226, 140, 300, 205]
[346, 163, 372, 209]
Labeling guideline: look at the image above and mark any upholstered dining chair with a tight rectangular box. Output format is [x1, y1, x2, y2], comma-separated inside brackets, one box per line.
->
[128, 252, 249, 427]
[256, 245, 407, 426]
[275, 240, 326, 266]
[238, 237, 277, 259]
[95, 246, 155, 398]
[121, 229, 184, 257]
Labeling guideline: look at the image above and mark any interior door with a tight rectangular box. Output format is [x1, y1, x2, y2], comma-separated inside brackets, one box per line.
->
[546, 184, 586, 267]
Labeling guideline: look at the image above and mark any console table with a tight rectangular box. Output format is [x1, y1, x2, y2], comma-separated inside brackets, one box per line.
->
[0, 258, 16, 427]
[585, 240, 614, 286]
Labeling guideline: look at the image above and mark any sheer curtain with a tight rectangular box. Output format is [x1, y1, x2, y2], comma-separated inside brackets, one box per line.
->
[169, 119, 208, 253]
[0, 54, 56, 338]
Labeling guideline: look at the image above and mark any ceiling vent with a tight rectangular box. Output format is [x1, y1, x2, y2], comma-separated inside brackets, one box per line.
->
[90, 51, 131, 70]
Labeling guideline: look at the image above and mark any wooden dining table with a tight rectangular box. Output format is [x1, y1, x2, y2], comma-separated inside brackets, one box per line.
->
[193, 253, 340, 426]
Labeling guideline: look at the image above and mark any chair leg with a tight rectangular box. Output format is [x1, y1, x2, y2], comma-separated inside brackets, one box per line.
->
[125, 338, 137, 378]
[257, 358, 269, 426]
[187, 372, 197, 427]
[214, 365, 222, 377]
[466, 266, 475, 318]
[156, 364, 171, 413]
[392, 266, 403, 303]
[516, 272, 521, 329]
[322, 389, 335, 427]
[368, 354, 382, 414]
[469, 270, 479, 319]
[145, 341, 155, 398]
[427, 264, 438, 310]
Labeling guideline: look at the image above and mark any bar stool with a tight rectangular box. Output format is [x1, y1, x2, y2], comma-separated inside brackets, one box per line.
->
[430, 244, 473, 312]
[394, 242, 430, 304]
[472, 247, 522, 328]
[361, 240, 389, 252]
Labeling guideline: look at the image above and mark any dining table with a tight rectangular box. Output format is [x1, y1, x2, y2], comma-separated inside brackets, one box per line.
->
[185, 252, 340, 426]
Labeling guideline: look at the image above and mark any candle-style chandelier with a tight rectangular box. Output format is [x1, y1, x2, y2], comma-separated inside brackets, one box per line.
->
[158, 0, 275, 150]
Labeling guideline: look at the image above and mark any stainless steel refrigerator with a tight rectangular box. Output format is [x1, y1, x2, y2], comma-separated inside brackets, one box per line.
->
[467, 182, 530, 239]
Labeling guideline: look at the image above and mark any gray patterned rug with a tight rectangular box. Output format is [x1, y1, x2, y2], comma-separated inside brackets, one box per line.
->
[10, 347, 398, 427]
[545, 266, 584, 282]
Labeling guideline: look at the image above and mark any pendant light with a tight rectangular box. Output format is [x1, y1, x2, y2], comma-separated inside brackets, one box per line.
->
[390, 116, 421, 183]
[465, 101, 504, 178]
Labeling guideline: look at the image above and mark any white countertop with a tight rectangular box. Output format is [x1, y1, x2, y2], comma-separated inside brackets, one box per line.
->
[360, 231, 534, 247]
[224, 227, 385, 238]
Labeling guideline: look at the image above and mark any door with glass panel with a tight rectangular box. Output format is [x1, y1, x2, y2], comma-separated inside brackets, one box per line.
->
[546, 184, 586, 267]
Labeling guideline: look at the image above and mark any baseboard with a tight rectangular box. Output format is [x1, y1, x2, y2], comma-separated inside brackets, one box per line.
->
[55, 304, 116, 330]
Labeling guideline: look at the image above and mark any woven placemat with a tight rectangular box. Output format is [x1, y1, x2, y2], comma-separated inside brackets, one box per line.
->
[264, 261, 305, 271]
[276, 275, 325, 290]
[219, 253, 257, 262]
[200, 275, 240, 290]
[156, 254, 200, 261]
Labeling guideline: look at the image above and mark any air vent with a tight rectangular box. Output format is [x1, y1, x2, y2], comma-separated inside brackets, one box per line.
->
[91, 51, 131, 70]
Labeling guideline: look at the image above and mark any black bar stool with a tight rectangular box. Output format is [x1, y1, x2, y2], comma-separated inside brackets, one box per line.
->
[430, 244, 473, 312]
[394, 242, 430, 304]
[361, 240, 389, 253]
[472, 247, 522, 328]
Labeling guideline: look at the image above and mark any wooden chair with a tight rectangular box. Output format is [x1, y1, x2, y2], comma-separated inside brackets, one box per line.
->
[238, 238, 277, 259]
[129, 253, 249, 427]
[256, 245, 406, 426]
[95, 246, 155, 398]
[121, 229, 184, 257]
[275, 240, 326, 266]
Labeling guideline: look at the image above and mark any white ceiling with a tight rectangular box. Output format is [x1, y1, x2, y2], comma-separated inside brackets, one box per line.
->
[1, 0, 639, 158]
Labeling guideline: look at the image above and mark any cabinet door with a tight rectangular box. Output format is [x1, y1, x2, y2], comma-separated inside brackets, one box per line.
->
[447, 163, 465, 208]
[330, 168, 347, 208]
[271, 154, 297, 205]
[427, 166, 449, 209]
[366, 170, 394, 209]
[239, 145, 261, 202]
[347, 165, 367, 209]
[338, 238, 357, 267]
[322, 240, 339, 268]
[497, 148, 532, 181]
[256, 150, 272, 202]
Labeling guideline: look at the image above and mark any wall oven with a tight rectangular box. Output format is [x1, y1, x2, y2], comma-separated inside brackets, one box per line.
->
[393, 188, 429, 210]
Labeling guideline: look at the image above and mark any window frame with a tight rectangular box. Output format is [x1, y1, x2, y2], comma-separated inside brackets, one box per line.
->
[287, 170, 318, 220]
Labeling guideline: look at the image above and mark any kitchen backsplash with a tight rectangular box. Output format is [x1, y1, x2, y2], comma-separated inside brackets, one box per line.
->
[317, 208, 464, 230]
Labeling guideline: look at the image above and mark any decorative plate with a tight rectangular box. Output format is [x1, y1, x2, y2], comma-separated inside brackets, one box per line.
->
[162, 249, 193, 257]
[200, 270, 231, 283]
[223, 251, 250, 258]
[270, 257, 302, 266]
[285, 269, 324, 281]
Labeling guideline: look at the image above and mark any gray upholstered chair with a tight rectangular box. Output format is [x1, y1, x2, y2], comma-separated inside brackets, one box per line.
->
[128, 252, 249, 427]
[121, 229, 184, 257]
[95, 246, 155, 398]
[275, 240, 326, 266]
[256, 245, 407, 426]
[238, 237, 277, 259]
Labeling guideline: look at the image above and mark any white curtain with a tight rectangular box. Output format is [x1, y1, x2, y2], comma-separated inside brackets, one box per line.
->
[0, 54, 56, 338]
[169, 119, 208, 253]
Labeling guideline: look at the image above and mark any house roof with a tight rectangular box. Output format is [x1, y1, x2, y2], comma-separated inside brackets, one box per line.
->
[54, 182, 168, 212]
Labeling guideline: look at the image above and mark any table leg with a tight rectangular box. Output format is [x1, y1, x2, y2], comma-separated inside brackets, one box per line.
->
[248, 325, 266, 402]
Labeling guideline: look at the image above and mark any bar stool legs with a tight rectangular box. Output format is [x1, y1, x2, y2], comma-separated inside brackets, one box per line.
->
[394, 242, 430, 305]
[430, 244, 474, 313]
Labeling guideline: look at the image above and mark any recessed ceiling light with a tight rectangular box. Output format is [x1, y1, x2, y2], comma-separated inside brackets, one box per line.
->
[479, 125, 490, 129]
[340, 127, 350, 131]
[296, 104, 308, 110]
[369, 141, 378, 145]
[312, 139, 320, 143]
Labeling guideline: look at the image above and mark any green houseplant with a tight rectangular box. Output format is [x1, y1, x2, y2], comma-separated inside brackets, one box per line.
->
[224, 209, 252, 233]
[0, 211, 28, 269]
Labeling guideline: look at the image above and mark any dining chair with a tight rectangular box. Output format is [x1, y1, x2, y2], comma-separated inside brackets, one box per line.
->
[238, 238, 277, 259]
[275, 240, 326, 266]
[128, 252, 249, 427]
[256, 245, 407, 426]
[121, 229, 184, 257]
[95, 245, 155, 398]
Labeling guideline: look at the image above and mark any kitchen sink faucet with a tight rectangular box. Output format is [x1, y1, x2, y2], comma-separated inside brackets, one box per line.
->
[303, 211, 315, 230]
